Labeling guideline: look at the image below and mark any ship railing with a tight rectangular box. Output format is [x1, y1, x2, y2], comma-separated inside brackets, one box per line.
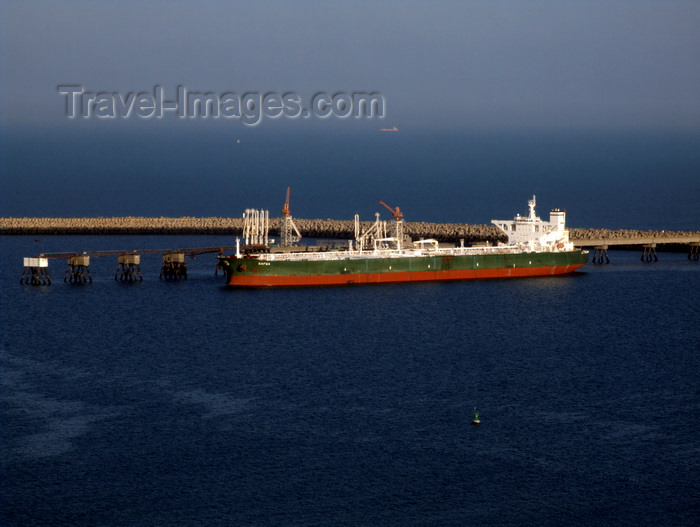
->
[263, 243, 580, 262]
[260, 243, 538, 262]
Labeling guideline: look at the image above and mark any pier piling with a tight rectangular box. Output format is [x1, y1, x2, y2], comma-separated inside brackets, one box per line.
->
[65, 255, 92, 283]
[20, 257, 51, 285]
[641, 244, 658, 263]
[592, 246, 610, 264]
[115, 254, 143, 282]
[690, 243, 699, 261]
[160, 253, 187, 280]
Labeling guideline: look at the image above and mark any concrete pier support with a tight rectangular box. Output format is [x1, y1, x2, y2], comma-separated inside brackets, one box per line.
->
[641, 244, 658, 262]
[115, 254, 143, 282]
[65, 255, 92, 283]
[160, 253, 187, 280]
[592, 246, 610, 264]
[20, 257, 51, 285]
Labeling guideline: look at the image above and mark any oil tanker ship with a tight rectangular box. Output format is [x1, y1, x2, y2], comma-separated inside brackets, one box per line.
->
[217, 196, 588, 287]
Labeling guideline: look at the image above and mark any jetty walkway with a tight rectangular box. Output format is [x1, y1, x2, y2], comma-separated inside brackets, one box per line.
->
[570, 234, 700, 263]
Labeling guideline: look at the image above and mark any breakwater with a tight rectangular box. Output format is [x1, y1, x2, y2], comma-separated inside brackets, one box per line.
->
[0, 216, 505, 242]
[1, 217, 698, 247]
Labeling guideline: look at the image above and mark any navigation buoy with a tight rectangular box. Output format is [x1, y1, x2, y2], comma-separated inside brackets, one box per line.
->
[471, 408, 481, 426]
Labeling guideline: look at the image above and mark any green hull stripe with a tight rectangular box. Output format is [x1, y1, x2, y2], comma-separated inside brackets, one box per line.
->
[221, 250, 588, 279]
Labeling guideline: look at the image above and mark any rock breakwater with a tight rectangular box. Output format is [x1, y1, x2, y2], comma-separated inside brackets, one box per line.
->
[0, 216, 505, 242]
[1, 217, 697, 245]
[0, 217, 243, 235]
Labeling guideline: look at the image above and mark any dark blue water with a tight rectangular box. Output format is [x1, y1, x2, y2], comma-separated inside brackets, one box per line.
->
[1, 234, 698, 526]
[2, 126, 699, 230]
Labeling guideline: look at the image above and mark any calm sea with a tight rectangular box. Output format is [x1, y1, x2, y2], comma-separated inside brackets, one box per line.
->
[1, 127, 699, 525]
[1, 234, 698, 526]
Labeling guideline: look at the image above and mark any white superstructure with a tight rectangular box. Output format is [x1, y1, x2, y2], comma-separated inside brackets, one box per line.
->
[233, 196, 575, 264]
[491, 195, 572, 250]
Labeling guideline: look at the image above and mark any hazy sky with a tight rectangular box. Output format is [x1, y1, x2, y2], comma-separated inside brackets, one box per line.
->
[1, 0, 698, 131]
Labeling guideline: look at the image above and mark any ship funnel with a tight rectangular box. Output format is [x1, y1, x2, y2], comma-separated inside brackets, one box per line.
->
[550, 208, 566, 230]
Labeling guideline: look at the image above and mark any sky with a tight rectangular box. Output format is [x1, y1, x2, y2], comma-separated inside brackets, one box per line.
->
[1, 0, 698, 131]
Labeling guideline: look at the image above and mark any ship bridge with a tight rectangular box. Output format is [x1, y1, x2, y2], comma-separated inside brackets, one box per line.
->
[491, 196, 570, 249]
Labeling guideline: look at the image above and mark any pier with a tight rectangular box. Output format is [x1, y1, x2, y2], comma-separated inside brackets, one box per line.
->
[160, 253, 187, 280]
[571, 236, 700, 263]
[19, 246, 238, 285]
[66, 255, 91, 283]
[20, 257, 50, 285]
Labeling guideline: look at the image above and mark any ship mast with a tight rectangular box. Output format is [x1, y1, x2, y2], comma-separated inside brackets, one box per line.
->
[354, 212, 385, 251]
[528, 195, 537, 220]
[280, 186, 302, 247]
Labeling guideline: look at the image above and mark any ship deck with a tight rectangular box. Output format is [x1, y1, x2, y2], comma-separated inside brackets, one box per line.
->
[252, 243, 576, 263]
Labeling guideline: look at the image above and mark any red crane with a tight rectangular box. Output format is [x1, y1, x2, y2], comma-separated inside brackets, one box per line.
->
[379, 200, 403, 221]
[282, 186, 291, 217]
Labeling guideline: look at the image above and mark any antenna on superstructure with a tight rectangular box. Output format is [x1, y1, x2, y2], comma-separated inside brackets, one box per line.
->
[528, 195, 537, 220]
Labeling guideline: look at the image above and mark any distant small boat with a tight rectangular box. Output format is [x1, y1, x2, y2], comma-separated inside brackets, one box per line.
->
[380, 126, 398, 132]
